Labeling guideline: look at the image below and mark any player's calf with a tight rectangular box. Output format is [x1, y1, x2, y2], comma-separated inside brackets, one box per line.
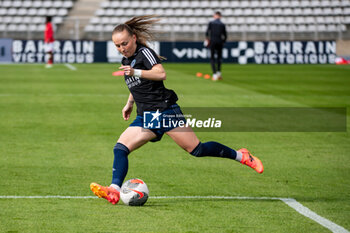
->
[189, 142, 264, 173]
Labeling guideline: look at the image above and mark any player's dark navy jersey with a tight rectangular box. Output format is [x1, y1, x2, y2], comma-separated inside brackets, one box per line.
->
[206, 19, 227, 44]
[122, 44, 178, 116]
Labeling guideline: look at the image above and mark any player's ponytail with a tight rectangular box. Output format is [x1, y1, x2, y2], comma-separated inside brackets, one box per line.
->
[113, 15, 165, 60]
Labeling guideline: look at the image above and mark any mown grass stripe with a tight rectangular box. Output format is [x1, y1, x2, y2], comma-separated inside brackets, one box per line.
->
[0, 195, 348, 232]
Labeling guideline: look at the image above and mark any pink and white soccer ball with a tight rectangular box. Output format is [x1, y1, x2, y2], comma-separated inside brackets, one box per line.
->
[120, 178, 149, 206]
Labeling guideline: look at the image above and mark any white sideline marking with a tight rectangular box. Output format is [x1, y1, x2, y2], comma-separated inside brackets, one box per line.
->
[0, 195, 348, 233]
[151, 196, 281, 200]
[64, 63, 77, 71]
[0, 195, 97, 199]
[281, 198, 349, 233]
[0, 93, 128, 97]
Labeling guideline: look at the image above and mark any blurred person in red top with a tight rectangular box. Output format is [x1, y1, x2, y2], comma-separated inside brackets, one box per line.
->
[44, 16, 54, 68]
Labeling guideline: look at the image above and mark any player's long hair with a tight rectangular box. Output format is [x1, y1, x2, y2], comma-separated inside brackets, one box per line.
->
[113, 15, 165, 60]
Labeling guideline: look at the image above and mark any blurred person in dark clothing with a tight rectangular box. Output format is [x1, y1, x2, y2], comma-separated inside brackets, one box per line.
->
[206, 11, 227, 81]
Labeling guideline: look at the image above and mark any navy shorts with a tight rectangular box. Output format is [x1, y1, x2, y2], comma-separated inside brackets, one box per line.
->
[129, 104, 186, 142]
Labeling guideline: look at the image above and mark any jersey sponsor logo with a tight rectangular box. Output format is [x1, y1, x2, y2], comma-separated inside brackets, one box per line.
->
[130, 59, 136, 67]
[125, 76, 141, 88]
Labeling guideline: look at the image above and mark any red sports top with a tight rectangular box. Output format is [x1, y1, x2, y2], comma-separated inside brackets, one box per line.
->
[44, 22, 54, 43]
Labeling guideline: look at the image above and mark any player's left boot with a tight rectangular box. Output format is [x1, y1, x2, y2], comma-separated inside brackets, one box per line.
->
[90, 183, 120, 204]
[238, 148, 264, 174]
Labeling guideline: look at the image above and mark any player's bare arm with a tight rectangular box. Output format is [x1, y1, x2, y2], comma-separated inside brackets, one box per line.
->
[119, 64, 166, 81]
[122, 93, 134, 121]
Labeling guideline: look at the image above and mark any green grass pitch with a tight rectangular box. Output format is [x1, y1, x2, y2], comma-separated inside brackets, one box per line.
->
[0, 63, 349, 232]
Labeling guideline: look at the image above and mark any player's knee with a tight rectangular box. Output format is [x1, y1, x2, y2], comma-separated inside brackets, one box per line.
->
[114, 142, 130, 154]
[189, 142, 204, 157]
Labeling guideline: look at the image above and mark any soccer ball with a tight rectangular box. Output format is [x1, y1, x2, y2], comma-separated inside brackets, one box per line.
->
[120, 178, 149, 206]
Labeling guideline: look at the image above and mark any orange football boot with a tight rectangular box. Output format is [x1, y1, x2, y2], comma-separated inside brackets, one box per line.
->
[238, 148, 264, 174]
[90, 183, 120, 205]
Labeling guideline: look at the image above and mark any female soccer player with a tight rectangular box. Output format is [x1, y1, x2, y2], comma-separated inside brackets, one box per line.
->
[90, 16, 263, 204]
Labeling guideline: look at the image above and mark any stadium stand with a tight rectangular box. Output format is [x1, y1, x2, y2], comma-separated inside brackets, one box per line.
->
[83, 0, 350, 41]
[0, 0, 349, 41]
[0, 0, 74, 39]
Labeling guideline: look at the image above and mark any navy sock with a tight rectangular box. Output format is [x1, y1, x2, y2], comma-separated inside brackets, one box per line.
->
[190, 141, 237, 160]
[111, 143, 130, 187]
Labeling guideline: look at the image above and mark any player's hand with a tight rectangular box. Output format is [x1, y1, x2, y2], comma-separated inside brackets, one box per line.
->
[122, 103, 133, 121]
[119, 66, 134, 76]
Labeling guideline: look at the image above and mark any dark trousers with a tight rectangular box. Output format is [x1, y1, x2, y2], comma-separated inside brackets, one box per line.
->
[210, 42, 223, 74]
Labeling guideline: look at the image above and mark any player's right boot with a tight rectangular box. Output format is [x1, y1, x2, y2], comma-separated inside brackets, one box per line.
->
[90, 183, 120, 205]
[238, 148, 264, 174]
[217, 71, 222, 80]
